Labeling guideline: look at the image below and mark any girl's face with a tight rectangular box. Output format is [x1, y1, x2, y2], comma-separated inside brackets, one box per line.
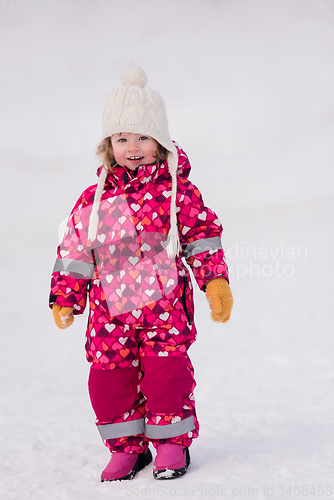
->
[111, 133, 159, 171]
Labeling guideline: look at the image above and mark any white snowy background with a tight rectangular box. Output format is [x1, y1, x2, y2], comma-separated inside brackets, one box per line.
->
[0, 0, 333, 499]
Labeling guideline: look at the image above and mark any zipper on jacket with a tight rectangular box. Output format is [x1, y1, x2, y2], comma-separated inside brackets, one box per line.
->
[182, 276, 192, 326]
[123, 166, 139, 186]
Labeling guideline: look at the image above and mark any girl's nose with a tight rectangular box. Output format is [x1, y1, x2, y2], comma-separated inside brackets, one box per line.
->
[128, 141, 140, 151]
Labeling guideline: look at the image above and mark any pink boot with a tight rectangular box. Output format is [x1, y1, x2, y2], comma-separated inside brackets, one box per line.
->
[101, 449, 152, 481]
[153, 444, 190, 480]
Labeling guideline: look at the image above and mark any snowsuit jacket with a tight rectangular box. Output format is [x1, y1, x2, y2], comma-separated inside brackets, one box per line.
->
[49, 144, 229, 369]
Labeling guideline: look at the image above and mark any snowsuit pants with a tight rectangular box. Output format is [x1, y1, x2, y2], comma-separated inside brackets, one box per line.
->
[87, 322, 199, 454]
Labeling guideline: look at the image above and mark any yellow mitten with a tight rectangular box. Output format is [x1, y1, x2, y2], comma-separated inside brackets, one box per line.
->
[52, 304, 74, 329]
[205, 278, 233, 323]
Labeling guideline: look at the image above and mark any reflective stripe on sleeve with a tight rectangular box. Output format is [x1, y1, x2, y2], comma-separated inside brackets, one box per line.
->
[97, 418, 145, 439]
[53, 258, 95, 278]
[145, 415, 195, 439]
[183, 237, 222, 260]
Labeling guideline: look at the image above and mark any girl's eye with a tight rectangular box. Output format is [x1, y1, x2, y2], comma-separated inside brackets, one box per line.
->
[139, 136, 148, 141]
[119, 138, 127, 143]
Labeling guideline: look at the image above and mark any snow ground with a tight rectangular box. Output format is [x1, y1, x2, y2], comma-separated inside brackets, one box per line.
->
[0, 1, 334, 499]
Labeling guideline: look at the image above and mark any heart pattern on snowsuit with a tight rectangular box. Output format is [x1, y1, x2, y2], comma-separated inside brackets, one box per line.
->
[50, 143, 229, 452]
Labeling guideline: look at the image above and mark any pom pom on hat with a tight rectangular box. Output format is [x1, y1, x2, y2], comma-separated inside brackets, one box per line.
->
[120, 65, 148, 88]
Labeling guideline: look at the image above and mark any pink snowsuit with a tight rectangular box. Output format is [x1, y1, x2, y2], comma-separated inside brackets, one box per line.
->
[49, 144, 229, 453]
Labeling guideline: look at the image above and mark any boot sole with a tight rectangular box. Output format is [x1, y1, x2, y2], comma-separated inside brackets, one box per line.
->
[101, 449, 153, 482]
[153, 448, 190, 480]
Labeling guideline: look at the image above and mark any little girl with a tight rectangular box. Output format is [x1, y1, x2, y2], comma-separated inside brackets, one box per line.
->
[49, 66, 233, 481]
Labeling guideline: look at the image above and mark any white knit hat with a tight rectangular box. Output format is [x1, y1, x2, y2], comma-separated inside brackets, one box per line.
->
[88, 66, 180, 259]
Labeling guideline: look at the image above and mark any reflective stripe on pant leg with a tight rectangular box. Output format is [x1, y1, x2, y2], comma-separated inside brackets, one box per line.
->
[145, 416, 196, 439]
[97, 418, 145, 439]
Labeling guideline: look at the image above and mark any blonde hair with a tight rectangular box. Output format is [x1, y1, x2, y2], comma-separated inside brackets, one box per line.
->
[96, 137, 115, 172]
[96, 136, 168, 173]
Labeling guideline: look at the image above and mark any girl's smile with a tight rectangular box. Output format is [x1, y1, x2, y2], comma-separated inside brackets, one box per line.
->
[111, 132, 159, 171]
